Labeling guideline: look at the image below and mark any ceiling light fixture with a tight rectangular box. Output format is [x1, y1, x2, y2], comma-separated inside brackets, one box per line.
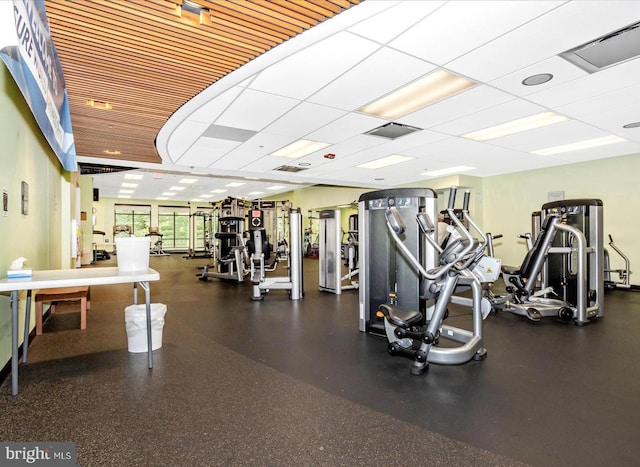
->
[87, 100, 112, 110]
[117, 195, 131, 199]
[357, 154, 413, 170]
[168, 186, 186, 191]
[421, 166, 476, 177]
[267, 185, 286, 190]
[210, 189, 228, 193]
[462, 112, 568, 141]
[359, 69, 477, 119]
[161, 192, 177, 196]
[179, 178, 198, 184]
[247, 191, 265, 196]
[271, 139, 331, 159]
[522, 73, 554, 86]
[226, 182, 245, 187]
[119, 189, 134, 194]
[532, 135, 626, 155]
[121, 182, 138, 188]
[124, 173, 143, 180]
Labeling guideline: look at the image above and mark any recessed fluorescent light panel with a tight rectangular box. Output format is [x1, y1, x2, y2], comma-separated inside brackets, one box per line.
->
[119, 189, 134, 194]
[267, 185, 286, 190]
[463, 112, 568, 141]
[179, 178, 198, 184]
[532, 135, 626, 155]
[359, 69, 477, 119]
[421, 166, 476, 177]
[211, 189, 228, 193]
[117, 195, 131, 199]
[121, 182, 138, 188]
[156, 197, 169, 200]
[124, 173, 144, 180]
[162, 192, 177, 196]
[247, 191, 265, 196]
[357, 154, 413, 169]
[271, 139, 330, 159]
[226, 182, 245, 187]
[169, 186, 186, 191]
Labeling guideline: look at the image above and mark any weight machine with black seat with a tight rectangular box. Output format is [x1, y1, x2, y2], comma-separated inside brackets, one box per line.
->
[361, 187, 490, 376]
[247, 207, 303, 301]
[489, 199, 603, 325]
[198, 197, 248, 282]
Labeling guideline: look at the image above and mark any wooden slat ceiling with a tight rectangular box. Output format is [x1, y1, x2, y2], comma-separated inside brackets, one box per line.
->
[44, 0, 360, 165]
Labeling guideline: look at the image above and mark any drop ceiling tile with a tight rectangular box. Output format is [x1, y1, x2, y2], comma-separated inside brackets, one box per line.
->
[307, 112, 386, 143]
[209, 133, 294, 170]
[263, 102, 347, 137]
[555, 82, 640, 123]
[307, 47, 437, 111]
[215, 89, 300, 131]
[347, 1, 444, 44]
[447, 1, 640, 82]
[188, 86, 244, 124]
[482, 120, 606, 152]
[167, 121, 210, 163]
[547, 140, 640, 163]
[432, 99, 546, 136]
[527, 58, 640, 109]
[247, 31, 380, 100]
[489, 56, 588, 97]
[398, 85, 515, 129]
[389, 1, 563, 66]
[176, 137, 241, 167]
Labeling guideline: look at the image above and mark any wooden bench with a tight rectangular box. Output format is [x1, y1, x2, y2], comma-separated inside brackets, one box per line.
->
[35, 286, 91, 335]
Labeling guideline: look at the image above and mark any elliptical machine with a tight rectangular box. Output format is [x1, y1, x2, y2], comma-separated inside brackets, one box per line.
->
[374, 187, 492, 376]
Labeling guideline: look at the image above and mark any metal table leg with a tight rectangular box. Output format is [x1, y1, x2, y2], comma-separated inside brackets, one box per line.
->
[22, 290, 32, 363]
[10, 290, 19, 396]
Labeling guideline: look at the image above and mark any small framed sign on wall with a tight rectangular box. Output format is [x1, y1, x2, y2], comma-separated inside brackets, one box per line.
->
[21, 181, 29, 215]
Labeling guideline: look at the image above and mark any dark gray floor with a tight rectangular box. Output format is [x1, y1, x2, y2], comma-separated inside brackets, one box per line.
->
[1, 254, 639, 466]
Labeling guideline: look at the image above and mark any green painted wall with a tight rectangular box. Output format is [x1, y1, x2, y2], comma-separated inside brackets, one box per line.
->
[0, 64, 66, 365]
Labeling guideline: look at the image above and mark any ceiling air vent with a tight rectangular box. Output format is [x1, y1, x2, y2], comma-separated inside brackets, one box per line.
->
[78, 163, 137, 175]
[273, 165, 308, 173]
[559, 21, 640, 73]
[365, 122, 422, 140]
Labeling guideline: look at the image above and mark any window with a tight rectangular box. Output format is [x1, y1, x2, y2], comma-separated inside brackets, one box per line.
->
[158, 206, 190, 249]
[114, 204, 151, 237]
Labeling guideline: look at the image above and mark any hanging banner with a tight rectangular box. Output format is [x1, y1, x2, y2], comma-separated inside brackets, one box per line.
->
[0, 0, 77, 171]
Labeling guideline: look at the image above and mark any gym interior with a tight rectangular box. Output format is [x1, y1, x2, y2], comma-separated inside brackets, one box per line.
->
[1, 2, 640, 466]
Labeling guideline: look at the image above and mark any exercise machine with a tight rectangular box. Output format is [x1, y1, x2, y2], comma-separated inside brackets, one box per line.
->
[358, 188, 439, 336]
[318, 210, 358, 294]
[147, 227, 169, 256]
[604, 235, 639, 291]
[198, 197, 248, 282]
[367, 187, 491, 375]
[184, 210, 214, 259]
[248, 207, 304, 300]
[490, 199, 603, 325]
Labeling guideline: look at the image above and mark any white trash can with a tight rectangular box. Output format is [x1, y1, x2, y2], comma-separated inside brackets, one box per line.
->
[124, 303, 167, 353]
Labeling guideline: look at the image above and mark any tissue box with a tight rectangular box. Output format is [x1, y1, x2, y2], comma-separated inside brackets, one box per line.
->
[7, 269, 32, 278]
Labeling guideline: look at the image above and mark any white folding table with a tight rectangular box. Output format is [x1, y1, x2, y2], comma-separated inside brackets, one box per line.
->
[0, 267, 160, 395]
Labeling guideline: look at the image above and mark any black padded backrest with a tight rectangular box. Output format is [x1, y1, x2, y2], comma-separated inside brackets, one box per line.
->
[248, 229, 271, 260]
[518, 215, 556, 277]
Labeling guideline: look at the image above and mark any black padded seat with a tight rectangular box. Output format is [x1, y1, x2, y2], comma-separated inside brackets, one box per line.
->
[377, 304, 422, 328]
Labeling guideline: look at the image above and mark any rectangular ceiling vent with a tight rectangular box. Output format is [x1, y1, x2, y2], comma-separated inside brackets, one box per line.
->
[365, 122, 422, 139]
[559, 21, 640, 73]
[273, 165, 308, 173]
